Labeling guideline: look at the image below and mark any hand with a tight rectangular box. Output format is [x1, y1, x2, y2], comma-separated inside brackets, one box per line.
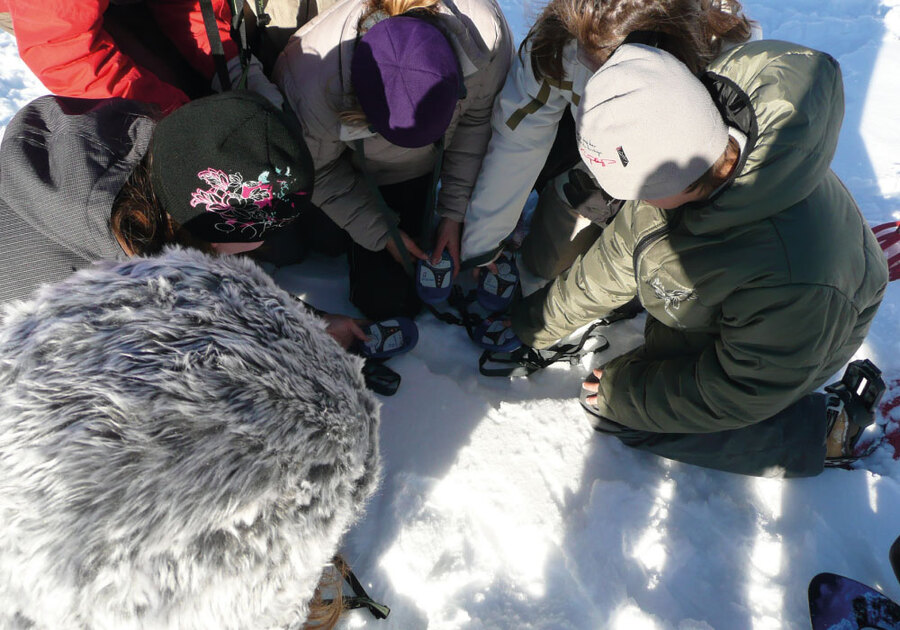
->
[432, 217, 461, 278]
[581, 368, 604, 405]
[384, 229, 427, 268]
[322, 313, 369, 350]
[471, 257, 500, 281]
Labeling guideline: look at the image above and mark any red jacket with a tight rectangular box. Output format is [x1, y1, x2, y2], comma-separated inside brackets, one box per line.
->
[1, 0, 239, 113]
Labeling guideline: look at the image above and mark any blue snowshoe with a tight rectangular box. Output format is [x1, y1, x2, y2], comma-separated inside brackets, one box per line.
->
[354, 317, 419, 359]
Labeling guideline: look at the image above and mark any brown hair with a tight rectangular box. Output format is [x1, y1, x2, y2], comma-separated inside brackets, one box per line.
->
[340, 0, 443, 126]
[109, 154, 211, 256]
[303, 555, 351, 630]
[523, 0, 752, 82]
[684, 134, 740, 198]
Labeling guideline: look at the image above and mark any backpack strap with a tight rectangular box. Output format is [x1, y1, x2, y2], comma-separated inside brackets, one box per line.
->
[353, 139, 415, 275]
[199, 0, 233, 91]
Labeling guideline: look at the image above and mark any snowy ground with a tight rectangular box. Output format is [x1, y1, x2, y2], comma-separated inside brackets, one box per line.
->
[2, 1, 900, 628]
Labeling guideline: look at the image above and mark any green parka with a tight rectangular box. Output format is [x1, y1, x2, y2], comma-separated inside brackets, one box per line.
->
[512, 40, 889, 433]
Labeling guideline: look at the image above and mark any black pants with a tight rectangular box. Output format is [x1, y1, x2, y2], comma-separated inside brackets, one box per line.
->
[585, 392, 828, 478]
[349, 174, 433, 321]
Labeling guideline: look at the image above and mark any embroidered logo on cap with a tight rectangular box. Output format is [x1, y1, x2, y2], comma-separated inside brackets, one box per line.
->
[616, 146, 629, 167]
[190, 167, 304, 238]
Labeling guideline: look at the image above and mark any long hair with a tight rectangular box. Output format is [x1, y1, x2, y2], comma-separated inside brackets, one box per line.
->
[303, 556, 351, 629]
[109, 154, 211, 256]
[340, 0, 443, 126]
[523, 0, 752, 82]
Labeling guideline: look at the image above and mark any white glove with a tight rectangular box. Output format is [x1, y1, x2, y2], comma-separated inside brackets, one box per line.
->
[211, 54, 285, 110]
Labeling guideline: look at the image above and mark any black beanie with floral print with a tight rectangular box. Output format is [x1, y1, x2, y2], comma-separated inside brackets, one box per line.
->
[149, 91, 313, 243]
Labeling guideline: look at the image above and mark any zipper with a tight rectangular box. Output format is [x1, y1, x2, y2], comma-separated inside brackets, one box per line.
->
[632, 224, 670, 283]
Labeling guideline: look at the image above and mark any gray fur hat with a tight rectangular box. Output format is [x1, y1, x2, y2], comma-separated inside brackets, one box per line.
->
[575, 44, 728, 201]
[0, 248, 380, 629]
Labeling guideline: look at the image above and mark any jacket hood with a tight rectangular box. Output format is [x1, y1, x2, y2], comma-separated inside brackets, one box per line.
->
[682, 40, 845, 234]
[0, 96, 157, 260]
[0, 247, 380, 629]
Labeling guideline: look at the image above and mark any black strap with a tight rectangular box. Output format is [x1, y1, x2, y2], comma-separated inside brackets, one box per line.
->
[354, 139, 415, 275]
[229, 0, 251, 89]
[200, 0, 233, 91]
[477, 298, 644, 377]
[478, 320, 610, 377]
[323, 569, 391, 620]
[420, 137, 445, 252]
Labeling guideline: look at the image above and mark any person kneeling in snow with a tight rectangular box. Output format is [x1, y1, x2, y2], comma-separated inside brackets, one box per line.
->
[0, 247, 380, 629]
[511, 41, 888, 477]
[0, 92, 366, 348]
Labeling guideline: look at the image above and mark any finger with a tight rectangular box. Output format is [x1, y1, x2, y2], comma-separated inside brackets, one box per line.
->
[486, 262, 499, 275]
[431, 243, 445, 265]
[404, 237, 428, 261]
[447, 241, 461, 279]
[593, 368, 604, 379]
[582, 380, 599, 393]
[348, 320, 369, 341]
[586, 394, 597, 405]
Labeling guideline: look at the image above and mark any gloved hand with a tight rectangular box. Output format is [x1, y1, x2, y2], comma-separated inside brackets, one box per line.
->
[211, 54, 284, 110]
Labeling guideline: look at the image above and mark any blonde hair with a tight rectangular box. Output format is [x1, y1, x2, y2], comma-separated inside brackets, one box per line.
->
[340, 0, 443, 126]
[303, 556, 351, 630]
[524, 0, 752, 82]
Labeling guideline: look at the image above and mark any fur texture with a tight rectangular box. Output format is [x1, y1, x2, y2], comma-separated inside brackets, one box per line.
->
[0, 248, 380, 630]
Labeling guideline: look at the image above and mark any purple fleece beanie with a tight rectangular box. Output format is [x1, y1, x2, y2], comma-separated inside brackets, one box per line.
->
[351, 16, 460, 148]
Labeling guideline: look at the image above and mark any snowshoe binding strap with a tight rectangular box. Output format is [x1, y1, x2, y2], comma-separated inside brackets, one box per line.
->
[824, 358, 886, 467]
[479, 320, 611, 377]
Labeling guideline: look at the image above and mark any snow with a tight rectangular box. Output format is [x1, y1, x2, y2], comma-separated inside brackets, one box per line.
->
[2, 0, 900, 627]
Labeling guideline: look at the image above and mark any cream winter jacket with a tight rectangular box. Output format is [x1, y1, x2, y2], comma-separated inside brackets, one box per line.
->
[273, 0, 513, 251]
[461, 39, 593, 265]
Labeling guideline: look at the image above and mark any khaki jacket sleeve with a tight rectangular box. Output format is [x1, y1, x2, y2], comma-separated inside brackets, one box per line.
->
[594, 285, 858, 433]
[512, 207, 640, 348]
[437, 21, 513, 224]
[275, 41, 394, 252]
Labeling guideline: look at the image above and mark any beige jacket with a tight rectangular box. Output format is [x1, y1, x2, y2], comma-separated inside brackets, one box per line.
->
[273, 0, 513, 251]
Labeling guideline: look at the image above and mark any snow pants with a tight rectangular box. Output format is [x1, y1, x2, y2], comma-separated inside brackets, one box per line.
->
[348, 174, 432, 321]
[585, 392, 829, 478]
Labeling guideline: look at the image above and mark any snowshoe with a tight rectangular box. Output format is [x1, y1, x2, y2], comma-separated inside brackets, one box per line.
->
[353, 317, 419, 360]
[824, 359, 886, 467]
[476, 250, 519, 313]
[808, 572, 900, 630]
[416, 250, 454, 304]
[471, 318, 522, 352]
